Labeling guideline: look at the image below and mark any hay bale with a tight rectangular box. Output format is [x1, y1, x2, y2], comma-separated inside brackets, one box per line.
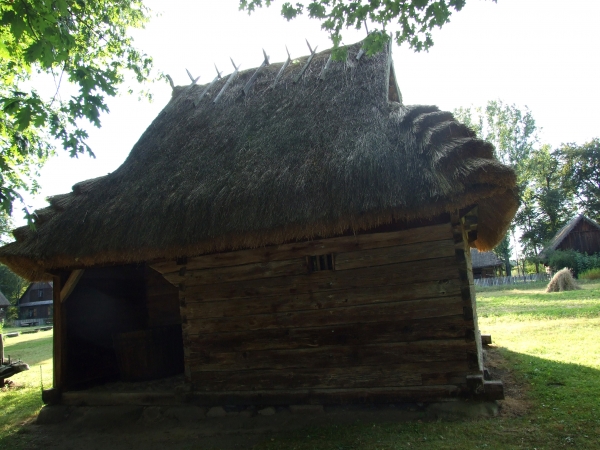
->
[546, 268, 581, 292]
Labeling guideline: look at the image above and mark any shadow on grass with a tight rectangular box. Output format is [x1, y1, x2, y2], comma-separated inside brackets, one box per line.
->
[252, 349, 600, 450]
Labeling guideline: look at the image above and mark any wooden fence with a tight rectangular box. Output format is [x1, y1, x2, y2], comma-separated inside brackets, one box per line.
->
[474, 273, 550, 287]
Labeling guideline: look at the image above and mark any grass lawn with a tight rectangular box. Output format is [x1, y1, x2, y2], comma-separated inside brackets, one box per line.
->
[0, 327, 53, 446]
[1, 282, 599, 449]
[253, 282, 600, 449]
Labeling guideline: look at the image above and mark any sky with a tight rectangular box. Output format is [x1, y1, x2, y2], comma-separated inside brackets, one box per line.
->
[20, 0, 600, 218]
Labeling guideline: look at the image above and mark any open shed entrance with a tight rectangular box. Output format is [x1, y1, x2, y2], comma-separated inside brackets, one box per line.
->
[63, 264, 183, 390]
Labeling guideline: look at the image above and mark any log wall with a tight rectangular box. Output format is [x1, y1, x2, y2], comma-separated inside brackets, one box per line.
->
[151, 218, 483, 404]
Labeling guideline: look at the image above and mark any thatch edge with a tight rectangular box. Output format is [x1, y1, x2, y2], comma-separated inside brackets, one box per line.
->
[0, 185, 518, 281]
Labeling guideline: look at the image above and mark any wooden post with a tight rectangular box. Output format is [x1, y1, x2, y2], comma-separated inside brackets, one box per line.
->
[52, 275, 65, 394]
[0, 333, 4, 386]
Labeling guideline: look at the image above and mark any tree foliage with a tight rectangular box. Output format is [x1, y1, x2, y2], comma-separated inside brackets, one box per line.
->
[0, 0, 153, 216]
[515, 145, 574, 264]
[558, 138, 600, 222]
[239, 0, 494, 57]
[455, 101, 575, 271]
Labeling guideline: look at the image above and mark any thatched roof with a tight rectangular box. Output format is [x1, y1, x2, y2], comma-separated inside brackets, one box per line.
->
[539, 215, 600, 259]
[0, 40, 517, 280]
[470, 249, 503, 269]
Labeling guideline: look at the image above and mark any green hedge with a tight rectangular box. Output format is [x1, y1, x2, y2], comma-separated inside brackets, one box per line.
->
[547, 250, 600, 277]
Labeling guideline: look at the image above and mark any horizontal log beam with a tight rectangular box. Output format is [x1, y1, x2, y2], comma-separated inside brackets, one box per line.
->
[185, 385, 462, 406]
[183, 278, 463, 319]
[335, 239, 455, 271]
[151, 223, 453, 275]
[184, 315, 473, 353]
[180, 256, 460, 300]
[186, 339, 473, 372]
[192, 365, 424, 391]
[183, 296, 465, 334]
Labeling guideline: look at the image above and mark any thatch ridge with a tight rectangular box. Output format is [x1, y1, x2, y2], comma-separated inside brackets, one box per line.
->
[0, 40, 517, 280]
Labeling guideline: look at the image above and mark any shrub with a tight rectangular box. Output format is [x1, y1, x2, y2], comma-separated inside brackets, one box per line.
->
[547, 250, 600, 277]
[546, 268, 581, 292]
[579, 267, 600, 280]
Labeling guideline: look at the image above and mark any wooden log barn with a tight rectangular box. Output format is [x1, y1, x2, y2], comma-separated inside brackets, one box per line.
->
[0, 41, 517, 406]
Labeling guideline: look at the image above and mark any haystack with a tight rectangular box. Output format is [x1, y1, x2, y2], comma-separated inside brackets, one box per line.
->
[546, 268, 581, 292]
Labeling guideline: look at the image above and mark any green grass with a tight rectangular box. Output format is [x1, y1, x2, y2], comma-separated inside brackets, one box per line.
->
[253, 283, 600, 449]
[0, 328, 53, 446]
[1, 283, 600, 449]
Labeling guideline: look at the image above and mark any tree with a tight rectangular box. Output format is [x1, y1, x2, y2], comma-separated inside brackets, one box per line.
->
[515, 145, 574, 271]
[559, 138, 600, 222]
[492, 233, 512, 276]
[0, 0, 154, 216]
[455, 100, 537, 184]
[454, 100, 538, 273]
[240, 1, 495, 57]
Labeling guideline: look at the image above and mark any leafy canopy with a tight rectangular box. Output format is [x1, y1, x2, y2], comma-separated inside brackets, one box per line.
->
[0, 0, 153, 217]
[455, 100, 575, 269]
[558, 138, 600, 222]
[239, 0, 493, 57]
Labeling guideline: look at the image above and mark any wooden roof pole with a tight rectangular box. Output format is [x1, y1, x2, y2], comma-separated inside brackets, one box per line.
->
[293, 40, 318, 83]
[272, 46, 291, 88]
[213, 58, 241, 104]
[194, 65, 222, 107]
[243, 49, 270, 96]
[185, 69, 201, 87]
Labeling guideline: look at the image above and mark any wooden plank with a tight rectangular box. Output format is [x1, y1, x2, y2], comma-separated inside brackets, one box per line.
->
[187, 339, 473, 372]
[335, 239, 455, 271]
[185, 385, 462, 406]
[168, 238, 456, 286]
[60, 269, 84, 303]
[183, 296, 465, 334]
[180, 256, 460, 300]
[151, 223, 453, 275]
[176, 258, 307, 286]
[184, 315, 474, 353]
[64, 386, 462, 406]
[184, 278, 463, 319]
[191, 360, 470, 392]
[421, 371, 470, 386]
[192, 365, 423, 391]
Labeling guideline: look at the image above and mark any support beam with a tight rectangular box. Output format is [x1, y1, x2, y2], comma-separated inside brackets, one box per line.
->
[60, 269, 84, 303]
[52, 275, 65, 395]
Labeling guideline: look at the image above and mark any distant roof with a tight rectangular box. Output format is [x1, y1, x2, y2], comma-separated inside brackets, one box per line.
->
[470, 249, 503, 269]
[0, 40, 517, 281]
[539, 215, 600, 259]
[0, 290, 9, 306]
[18, 281, 53, 303]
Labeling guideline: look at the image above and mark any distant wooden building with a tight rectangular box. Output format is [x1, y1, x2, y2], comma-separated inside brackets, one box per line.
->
[16, 282, 53, 326]
[540, 215, 600, 259]
[470, 250, 503, 279]
[0, 41, 517, 406]
[0, 290, 10, 323]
